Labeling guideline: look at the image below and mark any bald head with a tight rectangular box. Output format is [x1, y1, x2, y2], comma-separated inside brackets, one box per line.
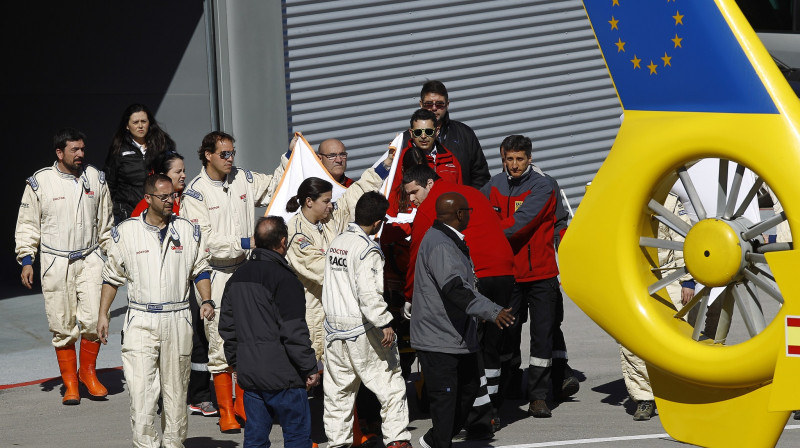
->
[436, 192, 471, 231]
[317, 138, 347, 182]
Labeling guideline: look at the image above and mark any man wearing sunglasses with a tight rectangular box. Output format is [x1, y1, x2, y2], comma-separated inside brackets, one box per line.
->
[401, 164, 515, 439]
[398, 108, 462, 185]
[181, 130, 289, 432]
[317, 138, 354, 187]
[412, 80, 490, 189]
[97, 173, 214, 448]
[411, 192, 514, 448]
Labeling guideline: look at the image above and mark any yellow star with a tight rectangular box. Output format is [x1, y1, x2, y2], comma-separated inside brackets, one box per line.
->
[647, 60, 658, 74]
[612, 0, 619, 5]
[661, 52, 672, 67]
[615, 38, 626, 52]
[672, 34, 683, 48]
[631, 55, 641, 69]
[673, 11, 684, 25]
[609, 16, 619, 30]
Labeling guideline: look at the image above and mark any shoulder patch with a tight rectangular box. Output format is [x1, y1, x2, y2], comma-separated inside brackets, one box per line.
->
[98, 170, 106, 184]
[332, 202, 339, 211]
[290, 232, 314, 250]
[111, 226, 120, 243]
[26, 176, 39, 191]
[193, 224, 200, 242]
[244, 169, 253, 183]
[183, 188, 203, 201]
[358, 235, 384, 261]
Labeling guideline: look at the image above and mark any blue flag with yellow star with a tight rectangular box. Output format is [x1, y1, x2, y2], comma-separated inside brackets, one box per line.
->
[583, 0, 777, 114]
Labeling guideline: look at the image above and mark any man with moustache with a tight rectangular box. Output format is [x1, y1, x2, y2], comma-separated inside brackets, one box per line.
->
[15, 127, 114, 405]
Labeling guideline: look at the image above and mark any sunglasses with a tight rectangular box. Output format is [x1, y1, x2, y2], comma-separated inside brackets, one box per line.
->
[148, 192, 179, 202]
[218, 150, 236, 160]
[421, 101, 447, 110]
[411, 128, 435, 138]
[319, 152, 348, 161]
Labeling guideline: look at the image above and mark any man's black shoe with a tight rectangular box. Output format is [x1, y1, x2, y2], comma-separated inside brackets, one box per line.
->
[528, 400, 552, 418]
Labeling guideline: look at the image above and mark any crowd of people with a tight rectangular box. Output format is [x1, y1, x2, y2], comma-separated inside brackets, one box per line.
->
[16, 80, 608, 448]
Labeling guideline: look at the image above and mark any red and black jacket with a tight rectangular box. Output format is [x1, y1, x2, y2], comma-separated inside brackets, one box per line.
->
[393, 139, 463, 187]
[481, 166, 558, 283]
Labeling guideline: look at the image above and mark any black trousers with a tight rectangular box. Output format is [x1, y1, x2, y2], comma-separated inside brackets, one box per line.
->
[480, 275, 515, 408]
[418, 350, 481, 448]
[187, 290, 212, 404]
[514, 276, 562, 401]
[464, 275, 515, 432]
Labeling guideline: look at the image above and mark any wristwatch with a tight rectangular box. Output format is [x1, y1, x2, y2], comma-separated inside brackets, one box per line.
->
[201, 299, 216, 308]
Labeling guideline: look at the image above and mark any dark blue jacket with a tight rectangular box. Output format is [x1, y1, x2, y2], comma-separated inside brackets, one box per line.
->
[219, 248, 317, 391]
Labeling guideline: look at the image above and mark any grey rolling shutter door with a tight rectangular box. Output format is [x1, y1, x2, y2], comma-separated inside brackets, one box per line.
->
[284, 0, 621, 207]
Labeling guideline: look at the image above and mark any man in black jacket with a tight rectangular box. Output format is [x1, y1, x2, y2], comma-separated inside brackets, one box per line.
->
[402, 80, 491, 189]
[218, 216, 320, 447]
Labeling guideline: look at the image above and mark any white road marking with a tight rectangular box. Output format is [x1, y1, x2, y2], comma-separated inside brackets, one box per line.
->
[496, 426, 800, 448]
[498, 434, 672, 448]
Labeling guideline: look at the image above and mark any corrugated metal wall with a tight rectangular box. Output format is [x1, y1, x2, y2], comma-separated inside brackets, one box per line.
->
[283, 0, 622, 207]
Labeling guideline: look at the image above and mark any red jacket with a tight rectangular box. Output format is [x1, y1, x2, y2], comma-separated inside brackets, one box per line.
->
[404, 180, 514, 300]
[340, 176, 354, 188]
[381, 141, 463, 291]
[389, 141, 462, 199]
[481, 167, 558, 283]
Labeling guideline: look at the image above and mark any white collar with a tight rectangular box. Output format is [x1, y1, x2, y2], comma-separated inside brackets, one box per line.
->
[131, 138, 146, 154]
[443, 222, 465, 240]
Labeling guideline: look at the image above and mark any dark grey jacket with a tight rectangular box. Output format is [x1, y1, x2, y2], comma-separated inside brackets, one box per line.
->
[410, 221, 501, 354]
[218, 248, 317, 391]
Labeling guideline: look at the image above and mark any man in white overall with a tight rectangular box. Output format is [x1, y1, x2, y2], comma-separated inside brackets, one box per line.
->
[321, 192, 412, 448]
[15, 127, 113, 405]
[97, 174, 214, 448]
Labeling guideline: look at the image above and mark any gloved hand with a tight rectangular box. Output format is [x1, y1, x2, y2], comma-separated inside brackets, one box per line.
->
[403, 301, 412, 320]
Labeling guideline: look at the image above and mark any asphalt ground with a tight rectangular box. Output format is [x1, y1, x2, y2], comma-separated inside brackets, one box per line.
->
[2, 286, 799, 447]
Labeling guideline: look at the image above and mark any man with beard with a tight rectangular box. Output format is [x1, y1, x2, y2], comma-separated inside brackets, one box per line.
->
[15, 128, 114, 405]
[98, 174, 215, 448]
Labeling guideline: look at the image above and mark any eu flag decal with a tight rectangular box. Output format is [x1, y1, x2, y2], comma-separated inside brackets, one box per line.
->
[583, 0, 777, 114]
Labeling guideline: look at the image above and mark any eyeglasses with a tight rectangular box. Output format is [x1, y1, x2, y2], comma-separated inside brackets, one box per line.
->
[319, 152, 348, 161]
[147, 192, 178, 202]
[218, 150, 236, 160]
[421, 101, 448, 110]
[458, 207, 473, 214]
[411, 128, 435, 138]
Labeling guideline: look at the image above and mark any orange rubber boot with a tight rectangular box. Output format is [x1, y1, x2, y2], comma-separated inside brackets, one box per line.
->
[234, 375, 247, 424]
[352, 406, 377, 446]
[55, 345, 80, 405]
[78, 338, 108, 397]
[213, 372, 241, 432]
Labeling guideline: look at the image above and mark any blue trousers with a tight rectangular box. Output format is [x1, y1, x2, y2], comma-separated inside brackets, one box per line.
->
[243, 387, 312, 448]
